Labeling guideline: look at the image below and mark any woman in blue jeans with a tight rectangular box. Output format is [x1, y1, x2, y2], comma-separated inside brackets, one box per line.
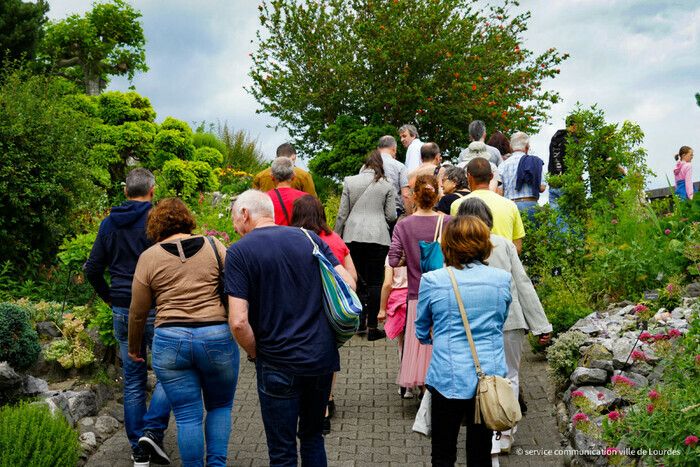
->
[128, 198, 239, 467]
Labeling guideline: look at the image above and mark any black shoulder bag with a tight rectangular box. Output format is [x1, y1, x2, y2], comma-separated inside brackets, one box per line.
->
[274, 188, 291, 224]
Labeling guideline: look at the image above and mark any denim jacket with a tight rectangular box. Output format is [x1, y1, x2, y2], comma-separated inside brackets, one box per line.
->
[416, 263, 511, 399]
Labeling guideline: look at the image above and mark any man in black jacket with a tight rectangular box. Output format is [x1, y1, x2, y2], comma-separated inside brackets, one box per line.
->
[84, 168, 171, 466]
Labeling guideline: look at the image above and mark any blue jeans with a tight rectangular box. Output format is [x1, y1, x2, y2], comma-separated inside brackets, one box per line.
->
[515, 200, 538, 225]
[112, 307, 171, 450]
[256, 360, 333, 466]
[152, 324, 239, 467]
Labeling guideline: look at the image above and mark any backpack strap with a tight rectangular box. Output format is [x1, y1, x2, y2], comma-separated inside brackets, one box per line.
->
[274, 189, 291, 224]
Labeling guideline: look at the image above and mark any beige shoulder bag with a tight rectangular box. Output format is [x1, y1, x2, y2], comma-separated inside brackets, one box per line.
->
[446, 267, 522, 432]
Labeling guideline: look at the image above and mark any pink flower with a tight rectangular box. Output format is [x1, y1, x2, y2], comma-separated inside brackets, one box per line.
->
[605, 447, 621, 456]
[571, 390, 585, 399]
[572, 412, 590, 425]
[597, 392, 605, 400]
[695, 355, 700, 365]
[685, 435, 699, 447]
[634, 304, 649, 314]
[648, 390, 660, 400]
[631, 350, 647, 362]
[612, 375, 635, 387]
[666, 283, 675, 292]
[664, 228, 671, 235]
[607, 411, 622, 421]
[647, 404, 655, 414]
[639, 331, 653, 342]
[653, 333, 667, 341]
[668, 329, 682, 338]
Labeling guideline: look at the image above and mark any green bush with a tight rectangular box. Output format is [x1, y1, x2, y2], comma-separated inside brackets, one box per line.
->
[0, 303, 41, 370]
[44, 313, 95, 369]
[193, 131, 228, 157]
[90, 301, 117, 347]
[217, 124, 265, 173]
[193, 146, 224, 168]
[0, 403, 80, 467]
[546, 330, 587, 390]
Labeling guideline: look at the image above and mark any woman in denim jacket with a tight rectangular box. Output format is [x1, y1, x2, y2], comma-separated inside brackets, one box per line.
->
[416, 216, 511, 467]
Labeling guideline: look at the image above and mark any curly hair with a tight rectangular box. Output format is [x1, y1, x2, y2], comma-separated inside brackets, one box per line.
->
[146, 197, 196, 242]
[441, 215, 492, 269]
[413, 174, 439, 209]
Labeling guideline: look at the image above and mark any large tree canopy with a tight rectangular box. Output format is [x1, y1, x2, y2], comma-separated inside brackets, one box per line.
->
[38, 0, 147, 95]
[0, 0, 49, 65]
[249, 0, 568, 167]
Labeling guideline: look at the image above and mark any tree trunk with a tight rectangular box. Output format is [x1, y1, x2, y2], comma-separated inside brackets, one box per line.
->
[85, 77, 100, 96]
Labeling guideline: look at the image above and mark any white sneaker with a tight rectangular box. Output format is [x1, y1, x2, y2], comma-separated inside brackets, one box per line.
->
[491, 453, 500, 467]
[491, 432, 501, 454]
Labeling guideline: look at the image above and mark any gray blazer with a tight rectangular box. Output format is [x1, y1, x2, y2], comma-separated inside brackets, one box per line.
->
[335, 171, 397, 246]
[488, 234, 552, 334]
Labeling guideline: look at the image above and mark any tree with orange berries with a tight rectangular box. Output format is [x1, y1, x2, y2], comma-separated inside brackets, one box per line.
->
[249, 0, 568, 176]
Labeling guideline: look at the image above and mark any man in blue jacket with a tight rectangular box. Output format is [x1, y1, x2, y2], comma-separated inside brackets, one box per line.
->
[84, 168, 171, 466]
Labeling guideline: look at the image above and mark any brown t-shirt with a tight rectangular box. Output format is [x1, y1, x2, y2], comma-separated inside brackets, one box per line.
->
[253, 166, 317, 196]
[132, 236, 228, 327]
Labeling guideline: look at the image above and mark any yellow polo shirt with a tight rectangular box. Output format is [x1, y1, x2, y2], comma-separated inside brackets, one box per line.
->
[450, 189, 525, 241]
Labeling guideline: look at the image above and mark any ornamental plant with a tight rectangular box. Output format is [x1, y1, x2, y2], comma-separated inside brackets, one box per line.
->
[0, 303, 41, 370]
[44, 313, 95, 370]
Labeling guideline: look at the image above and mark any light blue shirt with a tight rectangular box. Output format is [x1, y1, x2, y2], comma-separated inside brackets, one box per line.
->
[416, 264, 511, 399]
[499, 151, 546, 200]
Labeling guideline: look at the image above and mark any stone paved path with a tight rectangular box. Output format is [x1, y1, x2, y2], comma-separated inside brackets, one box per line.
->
[87, 337, 565, 466]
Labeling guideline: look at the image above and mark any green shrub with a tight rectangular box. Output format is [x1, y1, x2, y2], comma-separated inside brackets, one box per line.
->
[90, 301, 117, 347]
[0, 403, 80, 467]
[193, 146, 224, 168]
[0, 303, 41, 370]
[217, 124, 265, 173]
[44, 313, 95, 369]
[546, 330, 587, 390]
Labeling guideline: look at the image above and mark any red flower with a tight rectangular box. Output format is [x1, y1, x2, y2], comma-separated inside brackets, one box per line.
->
[647, 404, 654, 414]
[472, 84, 477, 91]
[597, 392, 605, 400]
[648, 390, 660, 400]
[605, 447, 620, 456]
[685, 435, 699, 447]
[664, 229, 671, 235]
[571, 390, 585, 398]
[668, 329, 682, 338]
[639, 331, 653, 342]
[612, 375, 635, 387]
[607, 411, 621, 421]
[630, 350, 647, 362]
[633, 304, 649, 314]
[572, 412, 590, 425]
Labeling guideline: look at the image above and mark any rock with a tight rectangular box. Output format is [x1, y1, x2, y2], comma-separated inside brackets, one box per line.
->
[65, 390, 97, 425]
[629, 361, 653, 376]
[571, 367, 608, 386]
[98, 401, 124, 423]
[23, 375, 50, 396]
[0, 362, 21, 389]
[43, 393, 70, 421]
[653, 310, 672, 324]
[588, 359, 614, 373]
[566, 386, 619, 413]
[93, 415, 120, 439]
[36, 321, 61, 338]
[49, 378, 80, 392]
[78, 432, 98, 453]
[86, 328, 108, 363]
[77, 417, 95, 434]
[92, 383, 114, 410]
[615, 305, 635, 316]
[580, 344, 613, 366]
[613, 370, 648, 388]
[573, 427, 606, 463]
[612, 338, 636, 369]
[685, 282, 700, 298]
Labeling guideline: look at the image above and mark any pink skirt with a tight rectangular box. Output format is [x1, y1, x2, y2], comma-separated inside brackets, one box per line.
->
[384, 288, 408, 340]
[397, 299, 433, 388]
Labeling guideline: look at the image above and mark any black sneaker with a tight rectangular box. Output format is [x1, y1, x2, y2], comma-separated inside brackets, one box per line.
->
[327, 399, 336, 419]
[322, 415, 331, 435]
[138, 431, 170, 465]
[367, 328, 386, 341]
[131, 446, 150, 467]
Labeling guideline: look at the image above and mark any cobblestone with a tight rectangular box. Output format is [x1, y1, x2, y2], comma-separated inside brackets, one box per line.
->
[87, 336, 564, 466]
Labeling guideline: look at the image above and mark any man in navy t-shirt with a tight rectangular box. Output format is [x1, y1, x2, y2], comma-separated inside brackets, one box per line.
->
[225, 190, 356, 466]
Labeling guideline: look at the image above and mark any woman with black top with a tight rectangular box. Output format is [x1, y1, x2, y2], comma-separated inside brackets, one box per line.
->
[435, 166, 470, 215]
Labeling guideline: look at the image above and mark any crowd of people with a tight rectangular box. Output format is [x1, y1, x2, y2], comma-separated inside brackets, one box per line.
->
[84, 120, 693, 467]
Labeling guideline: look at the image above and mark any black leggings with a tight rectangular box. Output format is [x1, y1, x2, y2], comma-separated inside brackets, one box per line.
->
[347, 242, 389, 329]
[429, 386, 493, 466]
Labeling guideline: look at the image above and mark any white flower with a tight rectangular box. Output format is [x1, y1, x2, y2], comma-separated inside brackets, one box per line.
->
[218, 213, 224, 218]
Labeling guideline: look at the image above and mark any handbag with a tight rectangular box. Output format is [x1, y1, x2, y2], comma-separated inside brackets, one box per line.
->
[446, 267, 521, 432]
[412, 390, 432, 436]
[419, 214, 445, 273]
[301, 228, 362, 347]
[205, 236, 228, 311]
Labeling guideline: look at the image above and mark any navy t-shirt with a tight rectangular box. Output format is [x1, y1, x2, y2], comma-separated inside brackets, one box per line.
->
[224, 226, 341, 375]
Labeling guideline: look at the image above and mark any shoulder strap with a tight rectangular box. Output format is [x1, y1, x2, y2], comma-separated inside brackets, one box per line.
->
[432, 213, 445, 243]
[206, 236, 223, 274]
[446, 267, 483, 377]
[274, 189, 291, 224]
[433, 166, 441, 177]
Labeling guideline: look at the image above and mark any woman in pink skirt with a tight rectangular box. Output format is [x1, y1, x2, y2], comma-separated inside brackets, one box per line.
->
[388, 174, 451, 394]
[378, 256, 409, 395]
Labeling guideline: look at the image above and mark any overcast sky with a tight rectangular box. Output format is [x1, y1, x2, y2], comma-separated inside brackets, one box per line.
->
[47, 0, 699, 189]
